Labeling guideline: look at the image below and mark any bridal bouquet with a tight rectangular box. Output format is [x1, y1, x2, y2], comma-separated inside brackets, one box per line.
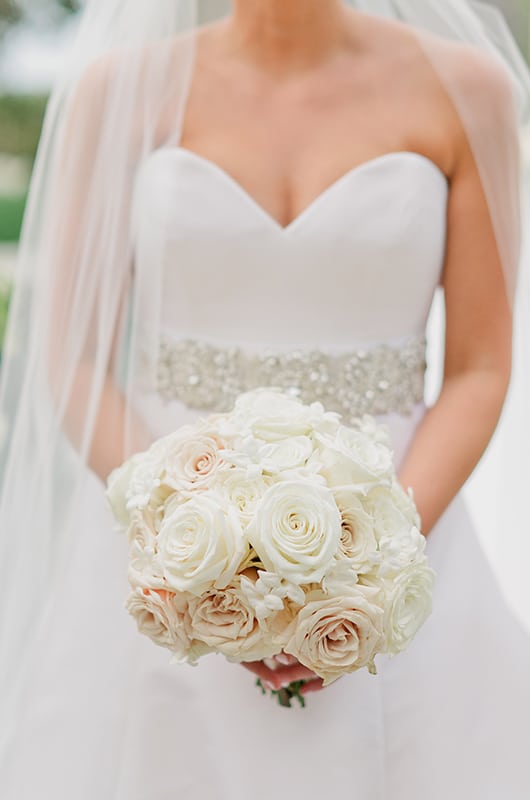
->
[107, 389, 435, 707]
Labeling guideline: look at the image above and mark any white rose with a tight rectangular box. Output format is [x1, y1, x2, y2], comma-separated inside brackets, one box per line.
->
[126, 587, 196, 663]
[248, 480, 342, 584]
[106, 453, 145, 527]
[316, 420, 394, 489]
[263, 439, 328, 485]
[260, 435, 314, 472]
[209, 467, 273, 526]
[364, 484, 412, 535]
[187, 578, 285, 662]
[158, 493, 246, 596]
[383, 562, 436, 655]
[333, 488, 379, 573]
[232, 388, 338, 442]
[283, 585, 384, 685]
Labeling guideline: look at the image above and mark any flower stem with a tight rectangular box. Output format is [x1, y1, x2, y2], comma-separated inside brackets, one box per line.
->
[256, 678, 306, 708]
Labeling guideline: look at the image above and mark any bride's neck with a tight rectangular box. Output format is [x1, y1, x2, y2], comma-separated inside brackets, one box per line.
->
[226, 0, 350, 70]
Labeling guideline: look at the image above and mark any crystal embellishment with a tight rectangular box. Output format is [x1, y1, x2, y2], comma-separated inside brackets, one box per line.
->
[155, 335, 427, 422]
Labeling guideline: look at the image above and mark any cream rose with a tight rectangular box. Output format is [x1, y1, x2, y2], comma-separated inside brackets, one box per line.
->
[187, 579, 283, 662]
[383, 562, 436, 654]
[248, 480, 342, 584]
[126, 587, 194, 663]
[333, 488, 379, 573]
[161, 430, 228, 493]
[283, 585, 384, 685]
[157, 493, 246, 595]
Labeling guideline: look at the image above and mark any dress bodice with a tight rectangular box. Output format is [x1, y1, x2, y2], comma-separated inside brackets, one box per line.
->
[133, 148, 448, 349]
[130, 147, 449, 460]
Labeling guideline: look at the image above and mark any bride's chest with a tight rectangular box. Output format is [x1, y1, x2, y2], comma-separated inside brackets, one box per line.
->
[132, 146, 448, 350]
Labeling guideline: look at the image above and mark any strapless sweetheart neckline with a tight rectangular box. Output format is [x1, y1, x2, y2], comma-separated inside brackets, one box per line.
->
[152, 146, 448, 233]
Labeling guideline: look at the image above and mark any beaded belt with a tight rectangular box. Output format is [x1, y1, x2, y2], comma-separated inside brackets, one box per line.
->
[155, 335, 427, 422]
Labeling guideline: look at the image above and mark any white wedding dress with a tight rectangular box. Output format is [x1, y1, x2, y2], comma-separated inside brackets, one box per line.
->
[4, 147, 530, 800]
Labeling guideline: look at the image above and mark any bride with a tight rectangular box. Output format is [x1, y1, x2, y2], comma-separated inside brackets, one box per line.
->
[1, 1, 529, 797]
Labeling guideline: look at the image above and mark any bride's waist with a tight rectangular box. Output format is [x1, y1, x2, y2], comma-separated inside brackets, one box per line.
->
[141, 331, 427, 425]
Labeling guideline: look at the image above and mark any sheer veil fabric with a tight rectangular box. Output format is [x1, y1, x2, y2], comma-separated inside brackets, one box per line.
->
[0, 0, 529, 771]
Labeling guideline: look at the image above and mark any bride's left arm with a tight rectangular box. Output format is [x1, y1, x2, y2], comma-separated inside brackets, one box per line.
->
[398, 106, 516, 536]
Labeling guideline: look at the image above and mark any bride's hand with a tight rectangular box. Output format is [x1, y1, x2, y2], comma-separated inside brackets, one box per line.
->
[241, 653, 325, 695]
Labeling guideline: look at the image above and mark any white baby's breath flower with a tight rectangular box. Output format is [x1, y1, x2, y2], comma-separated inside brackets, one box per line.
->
[127, 508, 166, 590]
[222, 433, 326, 485]
[248, 480, 342, 584]
[321, 558, 359, 596]
[364, 485, 426, 576]
[157, 492, 246, 596]
[239, 569, 305, 621]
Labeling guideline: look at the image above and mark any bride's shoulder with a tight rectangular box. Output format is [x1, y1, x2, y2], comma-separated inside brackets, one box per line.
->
[61, 31, 194, 145]
[350, 9, 515, 108]
[72, 30, 193, 96]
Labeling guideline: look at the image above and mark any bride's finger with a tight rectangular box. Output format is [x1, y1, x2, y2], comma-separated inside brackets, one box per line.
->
[241, 660, 317, 690]
[262, 663, 317, 690]
[241, 660, 277, 683]
[300, 678, 325, 694]
[273, 653, 298, 666]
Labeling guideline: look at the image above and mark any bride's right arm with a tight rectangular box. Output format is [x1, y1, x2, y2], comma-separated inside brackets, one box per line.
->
[46, 55, 152, 484]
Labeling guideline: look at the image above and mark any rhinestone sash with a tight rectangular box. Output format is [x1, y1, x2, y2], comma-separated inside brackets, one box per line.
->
[155, 335, 427, 422]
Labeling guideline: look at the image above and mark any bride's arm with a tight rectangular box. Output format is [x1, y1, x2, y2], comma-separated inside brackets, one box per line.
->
[46, 57, 152, 485]
[398, 61, 517, 536]
[59, 288, 151, 483]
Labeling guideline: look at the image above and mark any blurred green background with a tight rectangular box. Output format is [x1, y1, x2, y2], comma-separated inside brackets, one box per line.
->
[0, 0, 529, 353]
